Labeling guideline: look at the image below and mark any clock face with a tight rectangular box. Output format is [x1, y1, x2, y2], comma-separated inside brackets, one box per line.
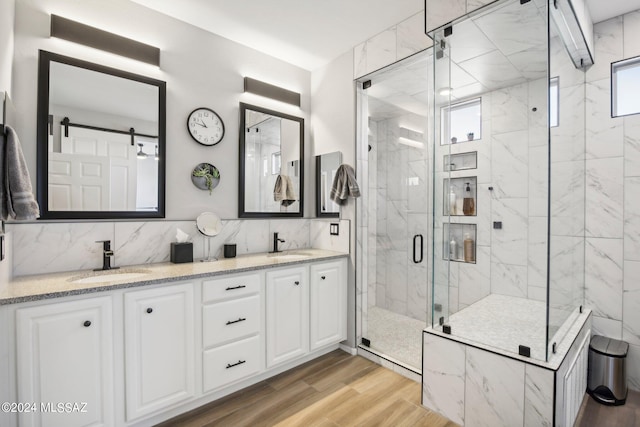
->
[187, 108, 225, 146]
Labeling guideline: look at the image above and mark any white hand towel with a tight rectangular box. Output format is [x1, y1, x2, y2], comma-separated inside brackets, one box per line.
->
[2, 125, 40, 220]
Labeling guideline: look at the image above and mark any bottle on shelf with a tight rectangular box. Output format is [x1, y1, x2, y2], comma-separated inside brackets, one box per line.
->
[449, 188, 457, 215]
[463, 182, 475, 216]
[464, 233, 475, 263]
[449, 237, 458, 261]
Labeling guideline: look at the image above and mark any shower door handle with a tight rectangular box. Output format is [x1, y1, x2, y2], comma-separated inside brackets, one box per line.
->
[413, 234, 423, 264]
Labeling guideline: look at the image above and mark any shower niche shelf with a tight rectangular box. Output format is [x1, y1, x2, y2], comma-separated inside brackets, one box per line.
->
[443, 177, 477, 217]
[443, 223, 476, 264]
[444, 151, 477, 172]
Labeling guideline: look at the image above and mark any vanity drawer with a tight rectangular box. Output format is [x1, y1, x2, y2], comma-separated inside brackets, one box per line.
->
[203, 273, 260, 303]
[203, 335, 261, 392]
[203, 295, 260, 348]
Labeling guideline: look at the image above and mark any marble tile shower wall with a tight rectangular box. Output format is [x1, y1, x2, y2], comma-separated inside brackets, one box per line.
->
[370, 115, 429, 323]
[583, 11, 640, 391]
[354, 11, 432, 79]
[6, 219, 349, 277]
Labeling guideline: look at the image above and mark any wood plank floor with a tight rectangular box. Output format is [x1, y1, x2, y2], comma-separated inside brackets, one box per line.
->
[157, 350, 458, 427]
[575, 389, 640, 427]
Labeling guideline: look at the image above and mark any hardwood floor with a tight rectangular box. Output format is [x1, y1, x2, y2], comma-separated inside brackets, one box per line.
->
[157, 350, 458, 427]
[575, 389, 640, 427]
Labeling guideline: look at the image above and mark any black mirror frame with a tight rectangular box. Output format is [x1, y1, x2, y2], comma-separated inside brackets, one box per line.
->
[238, 102, 304, 218]
[315, 155, 339, 218]
[36, 50, 166, 219]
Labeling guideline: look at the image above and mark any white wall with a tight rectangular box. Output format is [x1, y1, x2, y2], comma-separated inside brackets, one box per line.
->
[12, 0, 311, 220]
[311, 49, 356, 346]
[0, 0, 14, 96]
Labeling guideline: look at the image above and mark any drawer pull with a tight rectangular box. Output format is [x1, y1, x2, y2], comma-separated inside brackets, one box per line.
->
[146, 308, 153, 314]
[226, 317, 247, 325]
[294, 281, 300, 286]
[321, 275, 326, 280]
[225, 285, 246, 291]
[226, 360, 246, 369]
[83, 320, 91, 327]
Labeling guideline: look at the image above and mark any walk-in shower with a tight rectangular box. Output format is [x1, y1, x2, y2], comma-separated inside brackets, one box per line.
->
[357, 0, 587, 375]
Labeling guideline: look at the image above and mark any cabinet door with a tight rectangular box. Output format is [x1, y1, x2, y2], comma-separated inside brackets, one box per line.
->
[265, 266, 308, 368]
[16, 296, 114, 427]
[310, 259, 347, 350]
[124, 283, 195, 421]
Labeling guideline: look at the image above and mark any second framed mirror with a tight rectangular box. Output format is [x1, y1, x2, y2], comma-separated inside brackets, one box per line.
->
[316, 151, 341, 218]
[238, 103, 304, 218]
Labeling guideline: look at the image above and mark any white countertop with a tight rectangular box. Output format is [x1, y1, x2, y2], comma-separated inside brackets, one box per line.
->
[0, 249, 348, 305]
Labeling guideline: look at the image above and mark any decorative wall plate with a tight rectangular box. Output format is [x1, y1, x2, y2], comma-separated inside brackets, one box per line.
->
[191, 163, 220, 194]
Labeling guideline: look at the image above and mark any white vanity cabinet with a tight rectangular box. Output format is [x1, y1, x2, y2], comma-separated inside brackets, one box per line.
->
[15, 296, 114, 427]
[310, 259, 347, 350]
[123, 282, 195, 421]
[265, 265, 309, 368]
[202, 273, 263, 392]
[3, 252, 349, 427]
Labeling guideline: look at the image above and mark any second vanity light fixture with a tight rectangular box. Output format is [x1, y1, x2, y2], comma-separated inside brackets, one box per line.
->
[243, 77, 301, 107]
[50, 14, 161, 66]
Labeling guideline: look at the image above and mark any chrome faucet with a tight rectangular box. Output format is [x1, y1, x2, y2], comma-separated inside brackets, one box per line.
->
[95, 240, 119, 271]
[272, 232, 285, 253]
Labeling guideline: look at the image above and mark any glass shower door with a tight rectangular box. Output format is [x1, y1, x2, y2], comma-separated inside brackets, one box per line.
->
[357, 53, 430, 372]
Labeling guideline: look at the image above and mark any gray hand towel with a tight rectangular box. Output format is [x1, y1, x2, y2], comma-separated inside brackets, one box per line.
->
[273, 174, 297, 207]
[2, 125, 40, 220]
[330, 164, 360, 205]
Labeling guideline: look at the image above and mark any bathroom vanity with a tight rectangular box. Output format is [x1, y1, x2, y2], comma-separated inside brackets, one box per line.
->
[0, 249, 348, 427]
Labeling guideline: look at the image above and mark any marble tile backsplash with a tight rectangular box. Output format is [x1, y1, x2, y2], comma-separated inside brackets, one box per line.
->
[6, 219, 350, 277]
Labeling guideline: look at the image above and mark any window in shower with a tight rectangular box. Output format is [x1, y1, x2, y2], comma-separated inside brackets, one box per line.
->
[441, 97, 481, 145]
[612, 56, 640, 117]
[550, 77, 559, 127]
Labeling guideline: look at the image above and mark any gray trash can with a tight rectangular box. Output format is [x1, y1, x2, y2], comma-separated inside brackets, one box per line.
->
[587, 335, 628, 405]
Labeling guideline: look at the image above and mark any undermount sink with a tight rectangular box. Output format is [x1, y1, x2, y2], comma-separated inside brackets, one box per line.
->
[268, 251, 313, 261]
[69, 269, 151, 284]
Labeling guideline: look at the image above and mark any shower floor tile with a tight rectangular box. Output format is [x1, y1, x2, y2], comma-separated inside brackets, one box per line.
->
[366, 306, 426, 371]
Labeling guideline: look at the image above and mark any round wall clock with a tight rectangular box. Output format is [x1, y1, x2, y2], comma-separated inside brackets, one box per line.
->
[187, 107, 225, 146]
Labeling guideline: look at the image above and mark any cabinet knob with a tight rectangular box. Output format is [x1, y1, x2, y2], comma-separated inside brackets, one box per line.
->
[321, 275, 326, 280]
[294, 281, 300, 286]
[146, 308, 153, 314]
[83, 320, 91, 327]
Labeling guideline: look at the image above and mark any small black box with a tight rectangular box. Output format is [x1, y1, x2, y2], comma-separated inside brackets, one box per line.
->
[224, 244, 236, 258]
[170, 242, 193, 263]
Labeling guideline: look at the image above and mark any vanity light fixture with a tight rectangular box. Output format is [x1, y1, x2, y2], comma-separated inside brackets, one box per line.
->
[243, 77, 301, 107]
[50, 15, 160, 66]
[136, 143, 148, 159]
[398, 126, 424, 149]
[398, 137, 424, 149]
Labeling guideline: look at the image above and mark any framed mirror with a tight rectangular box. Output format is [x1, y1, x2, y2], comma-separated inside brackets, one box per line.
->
[36, 50, 166, 219]
[315, 151, 341, 218]
[239, 102, 304, 218]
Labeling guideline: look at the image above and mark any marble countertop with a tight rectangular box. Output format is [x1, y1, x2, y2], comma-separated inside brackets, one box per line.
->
[0, 249, 348, 305]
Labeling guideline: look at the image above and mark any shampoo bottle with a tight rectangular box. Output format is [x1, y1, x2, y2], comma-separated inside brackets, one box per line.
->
[449, 237, 458, 260]
[463, 182, 475, 216]
[464, 233, 475, 262]
[449, 188, 457, 215]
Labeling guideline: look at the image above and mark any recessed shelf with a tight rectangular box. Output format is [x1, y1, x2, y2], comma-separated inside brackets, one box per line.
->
[443, 223, 476, 264]
[444, 151, 477, 171]
[443, 177, 477, 217]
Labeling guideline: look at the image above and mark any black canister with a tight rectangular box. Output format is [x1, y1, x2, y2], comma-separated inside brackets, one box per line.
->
[224, 244, 237, 258]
